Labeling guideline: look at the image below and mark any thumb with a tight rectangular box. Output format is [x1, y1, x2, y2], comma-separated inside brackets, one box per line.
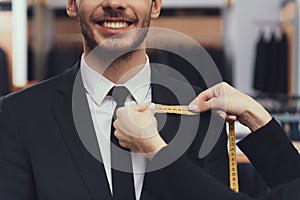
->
[188, 89, 214, 113]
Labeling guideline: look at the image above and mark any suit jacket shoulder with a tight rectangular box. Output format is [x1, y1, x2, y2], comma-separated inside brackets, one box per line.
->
[4, 63, 79, 108]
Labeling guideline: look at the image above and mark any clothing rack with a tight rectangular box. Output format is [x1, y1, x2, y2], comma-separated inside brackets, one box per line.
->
[254, 19, 294, 39]
[254, 19, 294, 27]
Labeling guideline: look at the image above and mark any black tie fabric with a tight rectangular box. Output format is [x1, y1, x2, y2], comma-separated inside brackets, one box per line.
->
[110, 86, 136, 200]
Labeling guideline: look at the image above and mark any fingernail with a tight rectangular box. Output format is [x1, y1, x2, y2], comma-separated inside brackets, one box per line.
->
[149, 103, 156, 110]
[188, 103, 198, 111]
[217, 111, 226, 120]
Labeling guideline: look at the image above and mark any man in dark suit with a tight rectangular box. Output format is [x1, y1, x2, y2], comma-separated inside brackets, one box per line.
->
[114, 82, 300, 199]
[0, 0, 229, 199]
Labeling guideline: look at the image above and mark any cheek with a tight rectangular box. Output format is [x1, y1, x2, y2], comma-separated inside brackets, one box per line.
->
[77, 1, 97, 18]
[136, 8, 152, 24]
[131, 2, 152, 18]
[78, 7, 93, 30]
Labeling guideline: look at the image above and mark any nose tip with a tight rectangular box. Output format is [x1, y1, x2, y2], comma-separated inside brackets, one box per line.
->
[102, 0, 127, 11]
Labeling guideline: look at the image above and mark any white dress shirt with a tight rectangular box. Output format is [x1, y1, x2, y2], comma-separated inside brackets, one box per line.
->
[80, 55, 151, 200]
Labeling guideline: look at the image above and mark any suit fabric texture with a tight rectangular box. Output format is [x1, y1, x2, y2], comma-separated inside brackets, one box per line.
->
[0, 61, 229, 200]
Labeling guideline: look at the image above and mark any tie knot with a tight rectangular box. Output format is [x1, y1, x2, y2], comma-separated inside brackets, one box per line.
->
[109, 86, 130, 108]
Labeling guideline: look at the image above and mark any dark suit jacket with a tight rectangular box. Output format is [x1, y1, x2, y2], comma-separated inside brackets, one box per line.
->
[0, 61, 228, 200]
[144, 119, 300, 200]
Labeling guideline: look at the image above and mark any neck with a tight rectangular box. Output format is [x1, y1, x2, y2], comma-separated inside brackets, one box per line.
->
[83, 47, 147, 84]
[103, 49, 147, 84]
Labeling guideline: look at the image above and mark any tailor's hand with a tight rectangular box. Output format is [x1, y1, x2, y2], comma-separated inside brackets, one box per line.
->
[189, 82, 272, 131]
[113, 105, 167, 159]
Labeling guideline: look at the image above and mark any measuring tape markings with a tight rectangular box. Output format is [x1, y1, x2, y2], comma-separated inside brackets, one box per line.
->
[229, 122, 239, 192]
[154, 104, 198, 115]
[153, 104, 239, 192]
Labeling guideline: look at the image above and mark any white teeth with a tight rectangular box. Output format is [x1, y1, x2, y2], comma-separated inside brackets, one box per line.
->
[102, 22, 129, 29]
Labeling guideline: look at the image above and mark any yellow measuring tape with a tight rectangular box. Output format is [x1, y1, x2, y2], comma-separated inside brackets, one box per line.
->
[228, 122, 239, 192]
[154, 104, 239, 192]
[154, 104, 198, 115]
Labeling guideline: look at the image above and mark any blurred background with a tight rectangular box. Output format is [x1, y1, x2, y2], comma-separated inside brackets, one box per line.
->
[0, 0, 299, 197]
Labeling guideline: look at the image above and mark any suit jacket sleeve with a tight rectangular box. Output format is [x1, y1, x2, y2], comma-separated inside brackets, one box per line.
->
[144, 145, 300, 200]
[0, 97, 37, 200]
[237, 118, 300, 188]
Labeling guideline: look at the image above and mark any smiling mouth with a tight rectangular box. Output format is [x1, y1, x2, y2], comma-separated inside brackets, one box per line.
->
[99, 21, 132, 29]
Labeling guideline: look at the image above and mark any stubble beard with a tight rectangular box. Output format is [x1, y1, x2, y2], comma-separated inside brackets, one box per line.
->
[78, 11, 151, 67]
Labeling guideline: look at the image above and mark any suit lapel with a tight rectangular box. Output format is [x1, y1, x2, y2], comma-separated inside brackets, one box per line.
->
[150, 65, 199, 143]
[51, 63, 112, 200]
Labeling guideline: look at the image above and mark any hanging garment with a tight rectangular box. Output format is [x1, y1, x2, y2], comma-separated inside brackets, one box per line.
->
[0, 47, 11, 96]
[253, 32, 288, 95]
[253, 33, 270, 93]
[27, 47, 35, 81]
[274, 33, 288, 94]
[44, 43, 83, 79]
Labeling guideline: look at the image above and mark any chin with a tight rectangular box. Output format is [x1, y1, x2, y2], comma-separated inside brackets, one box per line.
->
[87, 28, 148, 58]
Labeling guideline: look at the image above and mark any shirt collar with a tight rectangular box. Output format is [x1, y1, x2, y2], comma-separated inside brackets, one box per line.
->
[80, 54, 151, 106]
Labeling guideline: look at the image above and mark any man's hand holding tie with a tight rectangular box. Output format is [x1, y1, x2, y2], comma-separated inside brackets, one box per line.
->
[113, 105, 167, 159]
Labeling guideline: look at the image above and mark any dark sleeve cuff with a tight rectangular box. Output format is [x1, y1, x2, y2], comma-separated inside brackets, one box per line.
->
[237, 118, 300, 187]
[237, 118, 288, 156]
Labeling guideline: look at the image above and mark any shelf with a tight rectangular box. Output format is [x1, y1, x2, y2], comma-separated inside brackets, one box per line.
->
[272, 113, 300, 123]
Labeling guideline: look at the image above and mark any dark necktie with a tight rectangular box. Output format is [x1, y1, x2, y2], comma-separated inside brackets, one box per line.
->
[110, 86, 136, 200]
